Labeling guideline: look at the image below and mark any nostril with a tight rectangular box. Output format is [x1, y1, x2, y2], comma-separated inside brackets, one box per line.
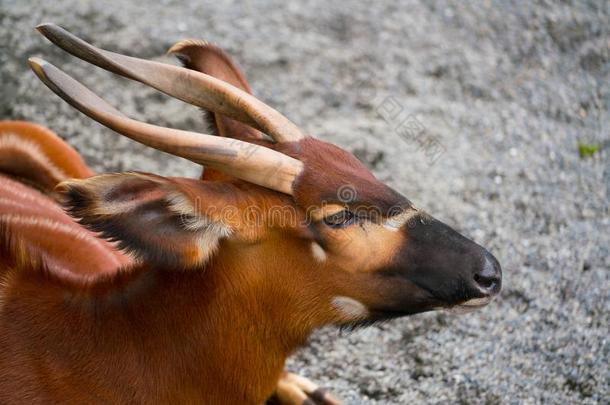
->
[474, 273, 496, 289]
[473, 253, 502, 294]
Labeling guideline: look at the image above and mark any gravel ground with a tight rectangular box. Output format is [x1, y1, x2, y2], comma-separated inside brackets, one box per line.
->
[1, 1, 609, 403]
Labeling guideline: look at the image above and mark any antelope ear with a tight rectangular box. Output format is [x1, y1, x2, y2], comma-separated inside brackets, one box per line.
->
[168, 40, 266, 141]
[168, 40, 270, 182]
[56, 173, 232, 269]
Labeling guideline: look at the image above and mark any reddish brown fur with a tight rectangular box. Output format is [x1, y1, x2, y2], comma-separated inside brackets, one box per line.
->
[0, 37, 501, 404]
[0, 119, 418, 403]
[0, 174, 423, 403]
[277, 137, 411, 215]
[0, 122, 129, 277]
[0, 165, 402, 403]
[174, 44, 406, 215]
[0, 51, 419, 405]
[0, 121, 93, 191]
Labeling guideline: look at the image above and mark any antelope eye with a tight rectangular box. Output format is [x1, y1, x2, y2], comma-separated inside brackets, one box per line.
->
[323, 210, 356, 228]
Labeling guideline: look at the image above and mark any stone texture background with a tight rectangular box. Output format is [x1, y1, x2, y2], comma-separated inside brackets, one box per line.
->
[1, 1, 608, 403]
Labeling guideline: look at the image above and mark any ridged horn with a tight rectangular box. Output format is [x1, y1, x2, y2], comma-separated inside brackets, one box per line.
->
[35, 23, 305, 143]
[29, 57, 303, 195]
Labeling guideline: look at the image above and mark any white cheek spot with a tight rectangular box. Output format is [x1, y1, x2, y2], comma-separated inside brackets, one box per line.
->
[331, 296, 369, 320]
[311, 242, 327, 262]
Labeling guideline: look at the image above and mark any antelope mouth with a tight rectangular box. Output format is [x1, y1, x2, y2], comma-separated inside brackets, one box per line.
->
[445, 296, 493, 314]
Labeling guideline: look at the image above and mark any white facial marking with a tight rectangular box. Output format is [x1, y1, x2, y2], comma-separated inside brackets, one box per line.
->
[445, 305, 480, 314]
[383, 209, 419, 231]
[311, 242, 327, 262]
[444, 296, 493, 314]
[332, 296, 369, 319]
[460, 297, 492, 307]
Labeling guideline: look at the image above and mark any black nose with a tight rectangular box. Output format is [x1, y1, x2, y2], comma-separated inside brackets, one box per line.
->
[473, 252, 502, 296]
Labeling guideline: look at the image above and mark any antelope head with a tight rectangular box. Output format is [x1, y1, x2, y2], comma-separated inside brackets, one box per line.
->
[30, 24, 501, 332]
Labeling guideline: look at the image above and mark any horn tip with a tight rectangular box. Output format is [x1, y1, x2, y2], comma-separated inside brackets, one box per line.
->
[28, 58, 59, 91]
[35, 22, 57, 34]
[36, 23, 71, 44]
[28, 57, 48, 75]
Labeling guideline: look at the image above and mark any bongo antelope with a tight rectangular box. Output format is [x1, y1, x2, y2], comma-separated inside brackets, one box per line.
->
[0, 24, 501, 404]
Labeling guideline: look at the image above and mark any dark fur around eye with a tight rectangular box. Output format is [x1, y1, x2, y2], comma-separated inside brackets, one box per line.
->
[323, 210, 357, 228]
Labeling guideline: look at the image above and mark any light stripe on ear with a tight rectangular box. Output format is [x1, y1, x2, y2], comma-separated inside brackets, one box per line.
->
[57, 173, 232, 269]
[164, 190, 232, 258]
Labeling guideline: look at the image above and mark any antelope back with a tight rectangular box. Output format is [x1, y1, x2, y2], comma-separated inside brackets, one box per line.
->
[0, 120, 92, 191]
[0, 121, 129, 276]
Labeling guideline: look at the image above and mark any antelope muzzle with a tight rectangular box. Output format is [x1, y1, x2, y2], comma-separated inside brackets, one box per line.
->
[378, 212, 502, 316]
